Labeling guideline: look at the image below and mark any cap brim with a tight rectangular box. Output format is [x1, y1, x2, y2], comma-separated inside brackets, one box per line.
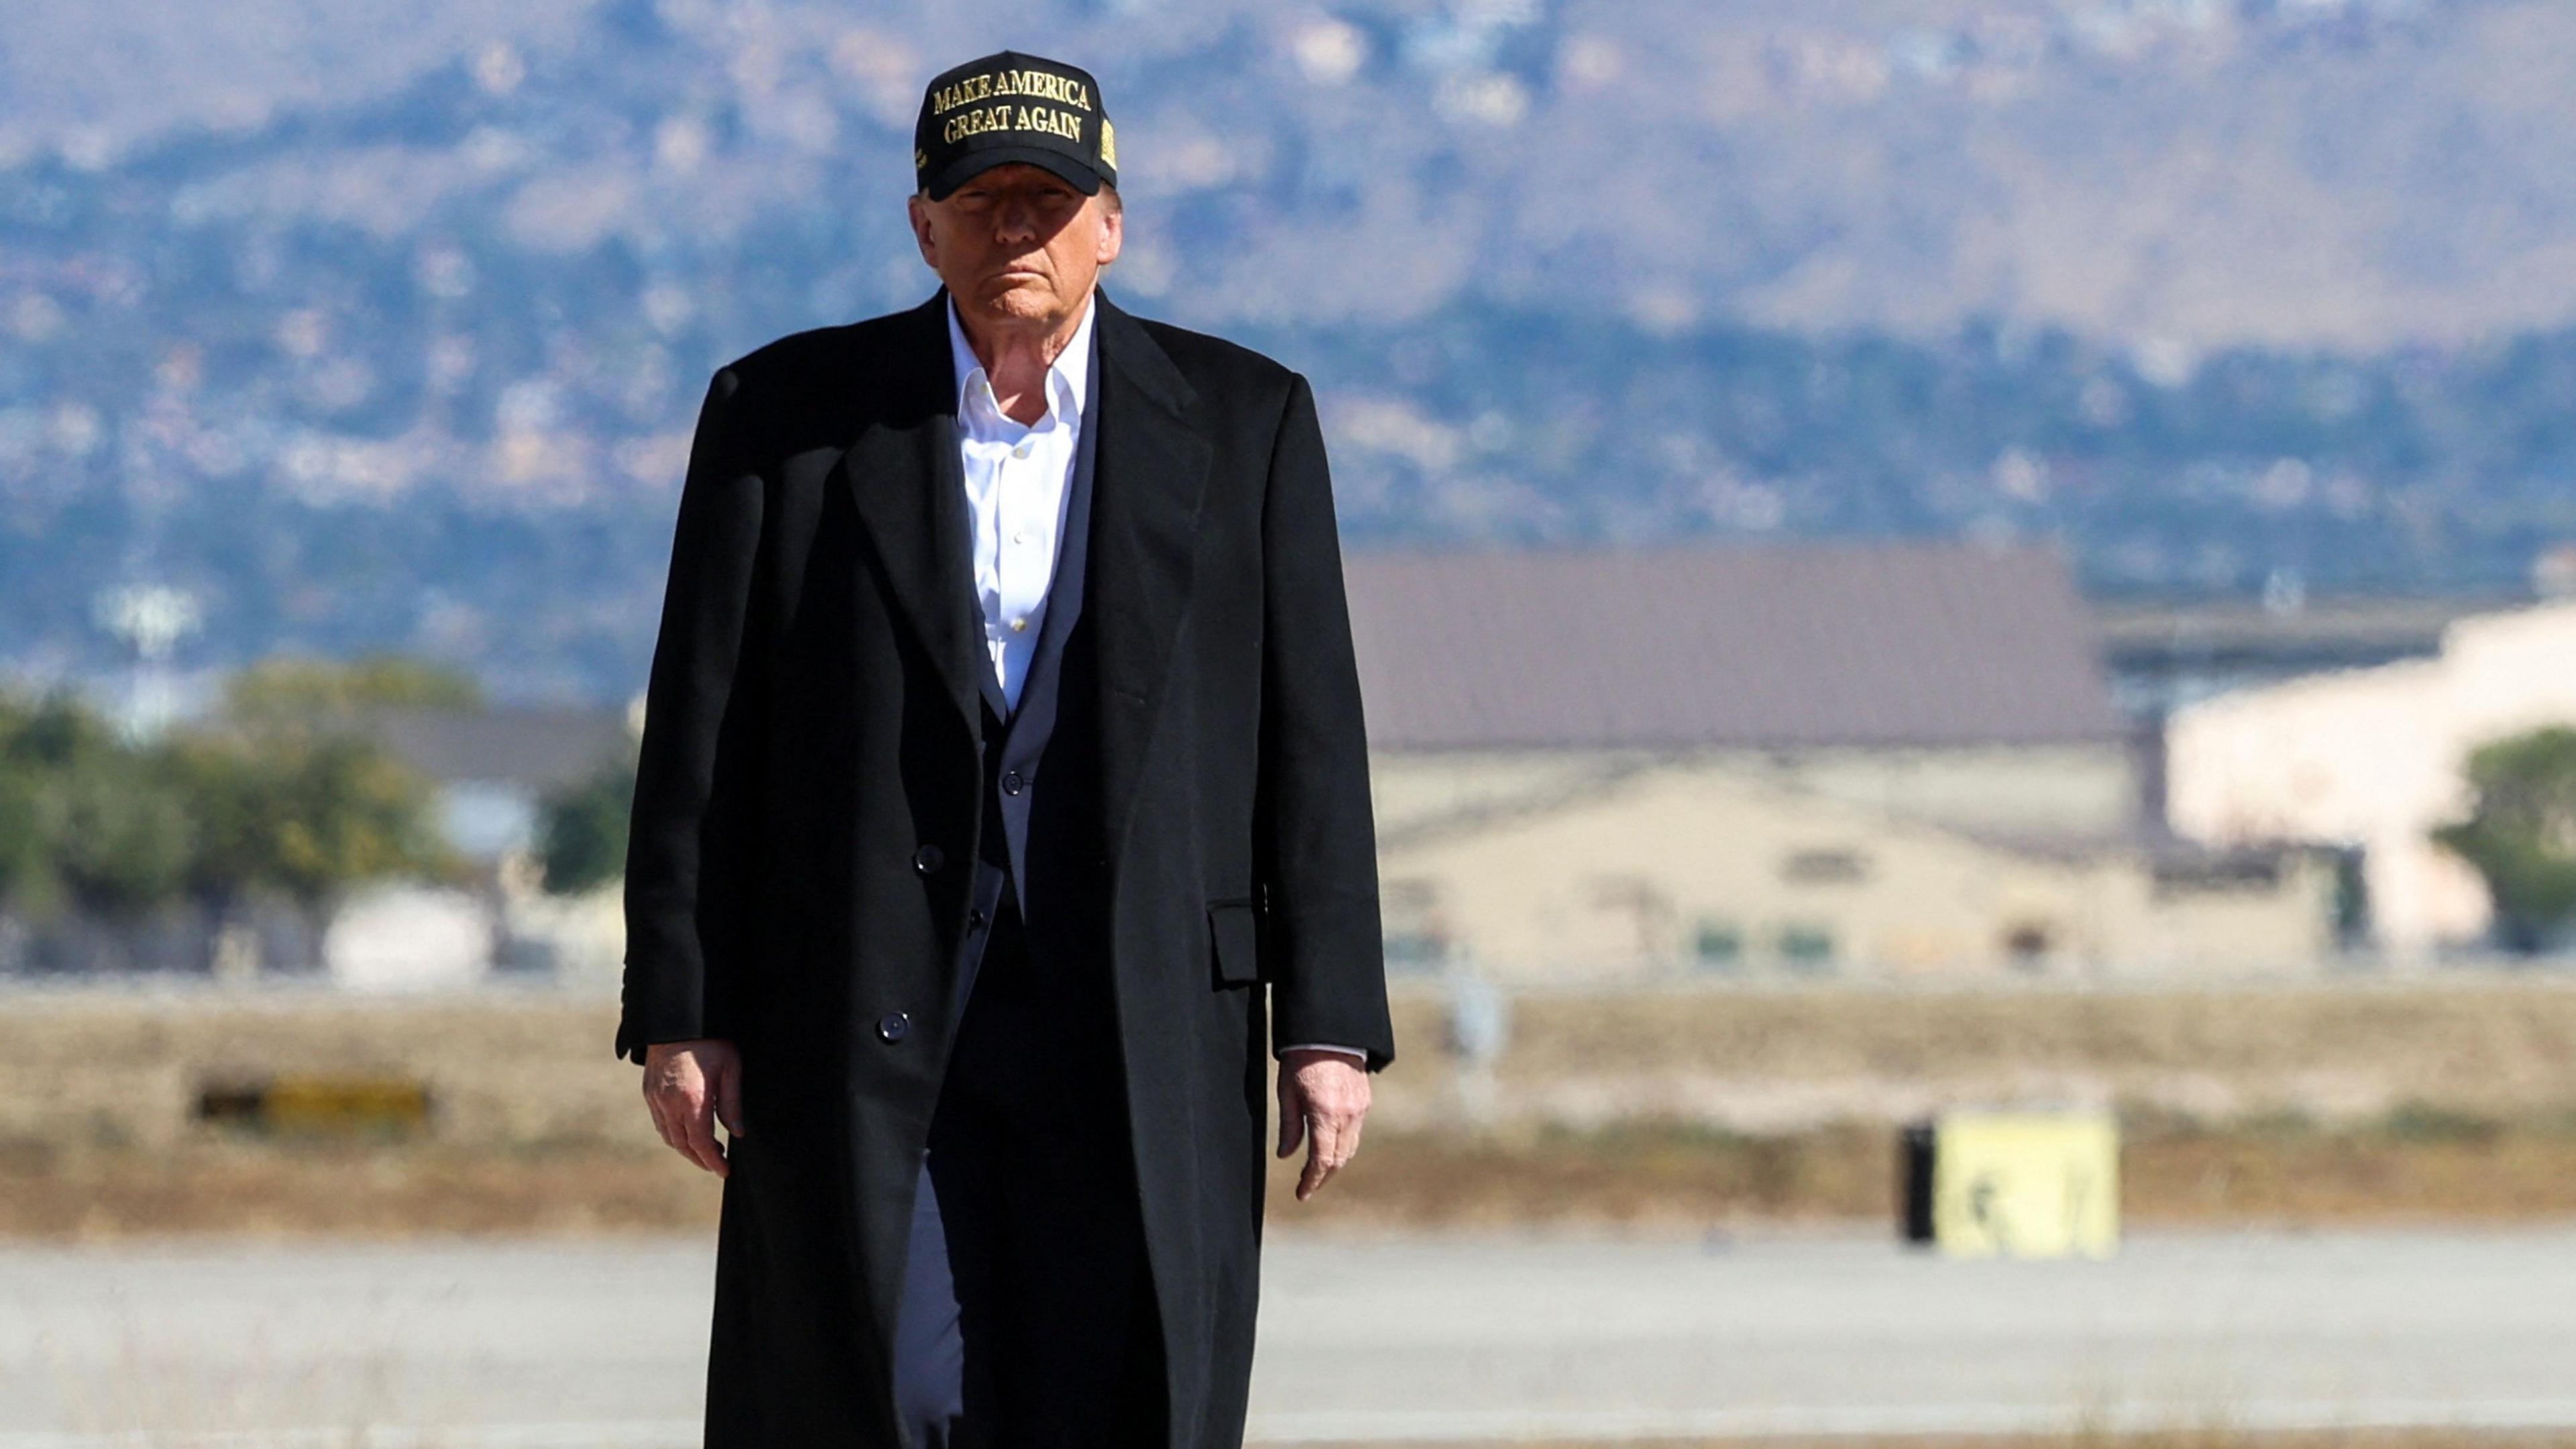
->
[923, 146, 1106, 201]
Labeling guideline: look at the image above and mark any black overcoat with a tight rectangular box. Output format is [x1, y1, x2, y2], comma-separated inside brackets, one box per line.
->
[613, 286, 1396, 1447]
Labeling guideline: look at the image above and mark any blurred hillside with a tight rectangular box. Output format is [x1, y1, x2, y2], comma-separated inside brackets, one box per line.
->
[11, 0, 2576, 699]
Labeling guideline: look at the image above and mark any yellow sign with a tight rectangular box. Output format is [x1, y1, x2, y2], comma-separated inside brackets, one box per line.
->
[1929, 1110, 2118, 1258]
[197, 1075, 433, 1136]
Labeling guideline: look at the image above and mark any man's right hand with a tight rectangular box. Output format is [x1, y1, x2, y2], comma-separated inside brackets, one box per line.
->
[643, 1038, 745, 1177]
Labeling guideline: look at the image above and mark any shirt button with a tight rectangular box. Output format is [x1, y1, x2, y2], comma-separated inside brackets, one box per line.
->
[913, 843, 945, 875]
[877, 1012, 910, 1043]
[1002, 769, 1026, 796]
[1010, 529, 1027, 544]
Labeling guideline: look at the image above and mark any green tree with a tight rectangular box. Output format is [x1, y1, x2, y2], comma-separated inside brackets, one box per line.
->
[0, 682, 462, 972]
[0, 694, 194, 920]
[172, 731, 459, 908]
[0, 696, 60, 914]
[221, 653, 482, 731]
[191, 652, 473, 906]
[2432, 725, 2576, 952]
[537, 753, 637, 895]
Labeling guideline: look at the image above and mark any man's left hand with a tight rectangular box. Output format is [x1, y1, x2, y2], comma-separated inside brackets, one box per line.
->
[1275, 1049, 1371, 1201]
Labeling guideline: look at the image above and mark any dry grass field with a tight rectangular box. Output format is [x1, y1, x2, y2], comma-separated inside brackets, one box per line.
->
[1411, 977, 2576, 1130]
[9, 976, 2575, 1238]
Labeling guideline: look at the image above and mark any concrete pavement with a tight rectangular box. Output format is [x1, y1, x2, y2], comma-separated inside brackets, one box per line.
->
[3, 1226, 2572, 1444]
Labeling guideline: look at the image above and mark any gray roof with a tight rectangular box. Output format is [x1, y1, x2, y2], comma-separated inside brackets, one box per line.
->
[357, 705, 633, 792]
[1343, 541, 2126, 751]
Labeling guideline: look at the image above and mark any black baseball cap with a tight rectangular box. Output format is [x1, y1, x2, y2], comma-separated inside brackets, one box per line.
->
[914, 50, 1118, 201]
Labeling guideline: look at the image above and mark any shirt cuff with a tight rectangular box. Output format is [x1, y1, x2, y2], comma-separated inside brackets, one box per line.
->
[1277, 1043, 1368, 1062]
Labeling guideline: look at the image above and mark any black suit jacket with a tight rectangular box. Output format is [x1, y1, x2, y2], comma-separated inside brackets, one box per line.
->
[615, 287, 1394, 1448]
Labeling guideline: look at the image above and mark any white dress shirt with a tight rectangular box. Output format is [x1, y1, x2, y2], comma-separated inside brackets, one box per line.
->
[944, 294, 1363, 1067]
[947, 294, 1091, 714]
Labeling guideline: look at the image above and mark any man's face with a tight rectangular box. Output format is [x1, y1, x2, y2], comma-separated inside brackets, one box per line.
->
[908, 164, 1122, 331]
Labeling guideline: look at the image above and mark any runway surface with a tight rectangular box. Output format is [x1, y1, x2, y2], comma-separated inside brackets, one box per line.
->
[3, 1226, 2572, 1445]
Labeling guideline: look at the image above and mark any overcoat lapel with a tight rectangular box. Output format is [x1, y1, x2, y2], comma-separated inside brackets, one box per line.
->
[835, 287, 1212, 857]
[837, 292, 988, 740]
[1084, 291, 1213, 857]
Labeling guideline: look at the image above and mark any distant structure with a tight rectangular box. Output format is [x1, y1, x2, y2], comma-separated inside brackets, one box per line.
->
[343, 703, 635, 984]
[2094, 595, 2496, 721]
[92, 583, 205, 740]
[1346, 541, 2335, 982]
[2165, 599, 2576, 956]
[356, 704, 633, 861]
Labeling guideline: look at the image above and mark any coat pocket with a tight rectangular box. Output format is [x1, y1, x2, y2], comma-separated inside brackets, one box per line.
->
[1205, 897, 1261, 987]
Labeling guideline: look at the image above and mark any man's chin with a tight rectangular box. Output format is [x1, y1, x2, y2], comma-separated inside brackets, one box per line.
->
[964, 280, 1069, 323]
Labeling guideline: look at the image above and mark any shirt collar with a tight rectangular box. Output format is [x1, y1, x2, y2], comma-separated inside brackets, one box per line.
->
[946, 288, 1097, 433]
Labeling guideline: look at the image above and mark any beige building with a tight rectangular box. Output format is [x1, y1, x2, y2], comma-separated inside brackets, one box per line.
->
[1344, 542, 2339, 982]
[2166, 599, 2576, 954]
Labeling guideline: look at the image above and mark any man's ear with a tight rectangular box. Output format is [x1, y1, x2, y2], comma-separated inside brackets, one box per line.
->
[907, 193, 940, 269]
[1095, 201, 1123, 268]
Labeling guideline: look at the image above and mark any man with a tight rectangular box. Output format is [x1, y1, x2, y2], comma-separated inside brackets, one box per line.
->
[616, 49, 1395, 1448]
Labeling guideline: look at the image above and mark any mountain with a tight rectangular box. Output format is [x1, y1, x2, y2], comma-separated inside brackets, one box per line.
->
[5, 0, 2576, 700]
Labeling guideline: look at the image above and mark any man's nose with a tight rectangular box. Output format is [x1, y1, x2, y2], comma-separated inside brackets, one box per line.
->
[993, 200, 1039, 241]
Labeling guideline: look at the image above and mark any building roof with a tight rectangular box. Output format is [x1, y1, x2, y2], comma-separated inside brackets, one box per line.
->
[1342, 540, 2127, 751]
[2092, 594, 2508, 674]
[356, 705, 633, 792]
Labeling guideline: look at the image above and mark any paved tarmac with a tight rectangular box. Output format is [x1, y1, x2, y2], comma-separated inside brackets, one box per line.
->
[3, 1226, 2573, 1445]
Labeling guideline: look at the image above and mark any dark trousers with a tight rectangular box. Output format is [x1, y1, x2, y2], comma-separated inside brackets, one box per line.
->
[893, 897, 1165, 1448]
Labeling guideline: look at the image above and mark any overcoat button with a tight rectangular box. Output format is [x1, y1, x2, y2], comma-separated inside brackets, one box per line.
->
[1002, 769, 1026, 795]
[967, 906, 988, 930]
[877, 1012, 910, 1043]
[913, 843, 945, 874]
